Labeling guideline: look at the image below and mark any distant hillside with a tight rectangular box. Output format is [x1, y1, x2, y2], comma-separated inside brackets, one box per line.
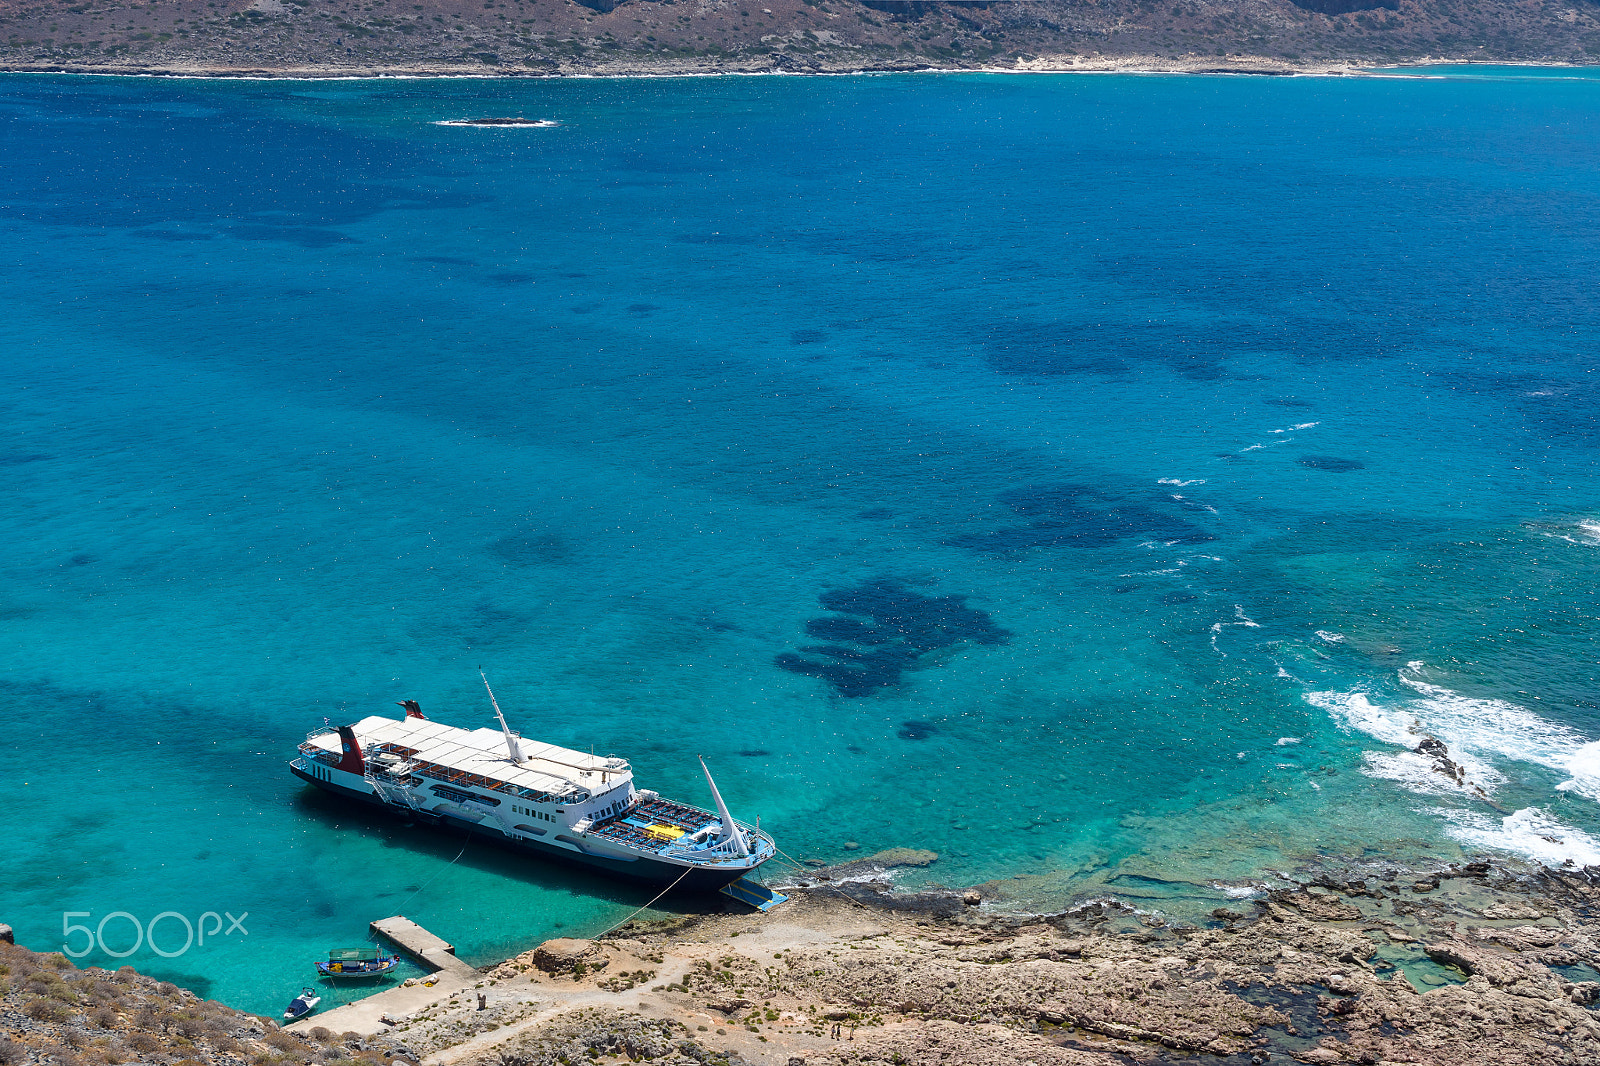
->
[0, 0, 1597, 76]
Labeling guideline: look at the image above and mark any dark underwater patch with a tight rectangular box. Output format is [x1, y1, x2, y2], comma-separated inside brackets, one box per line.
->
[856, 508, 895, 520]
[1161, 591, 1198, 604]
[775, 579, 1009, 698]
[227, 223, 352, 248]
[0, 453, 52, 466]
[951, 482, 1213, 554]
[983, 320, 1130, 376]
[896, 720, 938, 740]
[739, 749, 771, 757]
[414, 255, 475, 266]
[791, 329, 828, 345]
[627, 303, 659, 316]
[1264, 396, 1315, 408]
[139, 970, 214, 1000]
[677, 232, 758, 245]
[488, 529, 571, 566]
[134, 228, 216, 242]
[486, 272, 535, 285]
[1298, 455, 1366, 472]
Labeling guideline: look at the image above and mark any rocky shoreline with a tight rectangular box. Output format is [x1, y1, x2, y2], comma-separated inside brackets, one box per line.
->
[8, 848, 1599, 1066]
[0, 53, 1351, 80]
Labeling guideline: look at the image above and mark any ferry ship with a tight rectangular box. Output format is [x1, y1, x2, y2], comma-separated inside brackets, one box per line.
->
[289, 679, 775, 891]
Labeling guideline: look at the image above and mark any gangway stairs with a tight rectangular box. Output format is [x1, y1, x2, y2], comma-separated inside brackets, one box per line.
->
[366, 768, 423, 811]
[718, 878, 788, 912]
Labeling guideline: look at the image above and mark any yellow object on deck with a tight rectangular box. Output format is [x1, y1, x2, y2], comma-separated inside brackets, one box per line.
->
[644, 823, 685, 840]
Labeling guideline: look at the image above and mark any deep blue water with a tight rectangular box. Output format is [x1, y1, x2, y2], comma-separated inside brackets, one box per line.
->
[2, 69, 1598, 1013]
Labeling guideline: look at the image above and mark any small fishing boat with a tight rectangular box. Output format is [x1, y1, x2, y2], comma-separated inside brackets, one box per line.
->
[283, 987, 321, 1021]
[316, 948, 399, 979]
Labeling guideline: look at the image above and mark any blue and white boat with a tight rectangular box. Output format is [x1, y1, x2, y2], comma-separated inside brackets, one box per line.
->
[315, 948, 398, 979]
[283, 987, 321, 1020]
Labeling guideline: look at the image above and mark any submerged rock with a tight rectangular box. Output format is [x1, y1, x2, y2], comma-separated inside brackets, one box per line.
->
[863, 847, 938, 868]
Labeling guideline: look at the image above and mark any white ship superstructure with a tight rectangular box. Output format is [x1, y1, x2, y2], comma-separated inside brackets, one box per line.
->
[290, 695, 775, 890]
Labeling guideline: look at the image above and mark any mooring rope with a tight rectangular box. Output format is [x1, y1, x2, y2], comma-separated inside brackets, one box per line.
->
[382, 826, 477, 929]
[594, 864, 697, 940]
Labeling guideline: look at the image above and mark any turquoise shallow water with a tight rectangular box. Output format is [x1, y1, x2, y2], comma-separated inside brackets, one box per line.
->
[1, 69, 1599, 1014]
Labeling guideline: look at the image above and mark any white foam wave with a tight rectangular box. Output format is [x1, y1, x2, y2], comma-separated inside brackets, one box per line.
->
[1314, 630, 1346, 644]
[433, 118, 559, 127]
[1292, 422, 1320, 430]
[1396, 666, 1591, 778]
[1310, 666, 1600, 807]
[1556, 741, 1600, 802]
[1158, 478, 1206, 486]
[1532, 517, 1600, 547]
[1308, 689, 1500, 791]
[1275, 737, 1302, 746]
[1212, 883, 1262, 899]
[1209, 605, 1260, 657]
[1432, 807, 1600, 869]
[1361, 750, 1504, 797]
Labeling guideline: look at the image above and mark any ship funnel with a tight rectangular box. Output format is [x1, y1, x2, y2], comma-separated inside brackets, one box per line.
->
[335, 725, 366, 774]
[480, 669, 523, 763]
[397, 700, 427, 720]
[698, 756, 750, 857]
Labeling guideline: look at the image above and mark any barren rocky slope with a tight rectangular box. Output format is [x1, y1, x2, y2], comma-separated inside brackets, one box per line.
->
[0, 0, 1598, 77]
[8, 854, 1600, 1066]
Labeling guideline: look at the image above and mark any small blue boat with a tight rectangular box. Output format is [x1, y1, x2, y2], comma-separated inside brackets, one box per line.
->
[316, 948, 399, 978]
[283, 987, 320, 1021]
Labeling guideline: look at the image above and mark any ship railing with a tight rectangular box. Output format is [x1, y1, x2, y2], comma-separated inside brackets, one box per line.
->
[305, 728, 336, 743]
[662, 832, 763, 861]
[297, 743, 341, 766]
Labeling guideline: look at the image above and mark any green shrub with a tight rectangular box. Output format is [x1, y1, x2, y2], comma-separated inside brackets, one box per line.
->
[264, 1030, 305, 1052]
[126, 1032, 162, 1054]
[25, 998, 73, 1023]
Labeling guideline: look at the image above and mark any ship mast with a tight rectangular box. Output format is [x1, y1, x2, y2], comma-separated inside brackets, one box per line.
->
[479, 668, 523, 763]
[698, 756, 750, 857]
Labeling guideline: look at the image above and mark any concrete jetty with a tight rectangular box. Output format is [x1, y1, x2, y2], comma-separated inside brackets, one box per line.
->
[370, 916, 479, 981]
[285, 916, 480, 1036]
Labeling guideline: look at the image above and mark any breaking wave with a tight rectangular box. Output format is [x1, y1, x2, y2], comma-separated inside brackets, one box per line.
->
[1430, 807, 1600, 869]
[1307, 664, 1600, 864]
